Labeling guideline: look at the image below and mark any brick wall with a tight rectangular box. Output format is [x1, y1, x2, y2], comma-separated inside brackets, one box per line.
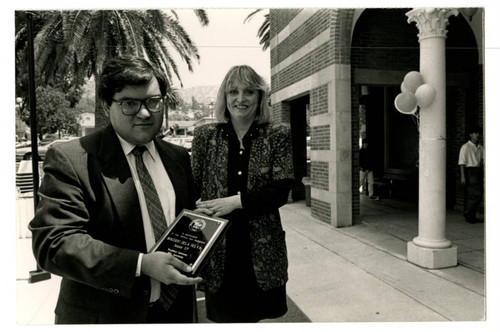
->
[310, 85, 329, 116]
[269, 8, 301, 40]
[350, 8, 483, 215]
[311, 161, 329, 190]
[350, 8, 418, 221]
[448, 87, 466, 209]
[270, 9, 334, 93]
[351, 8, 418, 72]
[477, 65, 484, 128]
[449, 64, 484, 212]
[310, 125, 330, 151]
[270, 9, 355, 94]
[271, 9, 331, 65]
[270, 8, 356, 224]
[331, 9, 354, 65]
[311, 198, 331, 224]
[271, 101, 291, 124]
[351, 83, 361, 220]
[270, 8, 483, 224]
[309, 81, 333, 222]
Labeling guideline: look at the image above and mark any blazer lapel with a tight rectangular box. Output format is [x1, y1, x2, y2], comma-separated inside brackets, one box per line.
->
[98, 126, 145, 246]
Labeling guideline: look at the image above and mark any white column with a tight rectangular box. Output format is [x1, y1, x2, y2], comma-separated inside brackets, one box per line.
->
[406, 8, 458, 268]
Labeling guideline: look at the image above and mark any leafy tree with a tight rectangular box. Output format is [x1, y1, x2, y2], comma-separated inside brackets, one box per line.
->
[191, 96, 200, 109]
[20, 9, 209, 129]
[165, 86, 183, 110]
[244, 9, 270, 51]
[15, 11, 52, 117]
[193, 110, 204, 120]
[20, 86, 82, 140]
[73, 78, 96, 114]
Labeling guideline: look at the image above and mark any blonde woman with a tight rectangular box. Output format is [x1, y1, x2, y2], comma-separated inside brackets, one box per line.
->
[192, 65, 295, 322]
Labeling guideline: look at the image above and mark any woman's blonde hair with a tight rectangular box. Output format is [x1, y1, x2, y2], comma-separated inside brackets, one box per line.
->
[214, 65, 270, 124]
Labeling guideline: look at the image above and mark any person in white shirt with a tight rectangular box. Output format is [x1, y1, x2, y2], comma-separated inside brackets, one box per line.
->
[458, 126, 484, 224]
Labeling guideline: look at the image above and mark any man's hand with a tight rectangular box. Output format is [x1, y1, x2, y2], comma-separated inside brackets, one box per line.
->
[141, 252, 202, 285]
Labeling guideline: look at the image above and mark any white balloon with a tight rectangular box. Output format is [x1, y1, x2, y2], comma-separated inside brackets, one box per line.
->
[394, 92, 418, 115]
[403, 71, 424, 93]
[401, 82, 408, 93]
[415, 84, 436, 108]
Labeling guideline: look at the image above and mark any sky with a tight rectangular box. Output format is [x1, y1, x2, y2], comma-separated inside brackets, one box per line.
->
[173, 8, 270, 89]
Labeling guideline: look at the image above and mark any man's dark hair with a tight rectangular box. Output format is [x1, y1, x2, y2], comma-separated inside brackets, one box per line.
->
[97, 55, 168, 106]
[467, 126, 482, 135]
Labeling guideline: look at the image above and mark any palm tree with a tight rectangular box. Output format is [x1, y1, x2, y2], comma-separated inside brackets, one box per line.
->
[25, 9, 208, 128]
[244, 9, 269, 51]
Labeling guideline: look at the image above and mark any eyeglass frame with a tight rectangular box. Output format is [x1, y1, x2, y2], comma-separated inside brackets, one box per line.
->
[111, 95, 165, 116]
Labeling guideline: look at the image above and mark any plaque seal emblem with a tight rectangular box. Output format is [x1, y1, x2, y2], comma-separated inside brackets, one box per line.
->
[189, 218, 206, 232]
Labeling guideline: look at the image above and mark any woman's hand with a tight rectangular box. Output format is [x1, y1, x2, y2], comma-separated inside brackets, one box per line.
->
[195, 195, 242, 217]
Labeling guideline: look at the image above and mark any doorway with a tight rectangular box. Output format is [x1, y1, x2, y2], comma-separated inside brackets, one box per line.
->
[289, 95, 310, 201]
[360, 85, 419, 199]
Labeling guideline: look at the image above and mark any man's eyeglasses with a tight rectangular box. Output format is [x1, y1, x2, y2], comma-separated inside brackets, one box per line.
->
[112, 96, 164, 115]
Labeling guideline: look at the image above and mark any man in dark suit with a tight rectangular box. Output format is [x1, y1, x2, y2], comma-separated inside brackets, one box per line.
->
[29, 56, 202, 324]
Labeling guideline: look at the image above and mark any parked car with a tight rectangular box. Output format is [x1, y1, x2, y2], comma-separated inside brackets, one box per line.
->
[15, 137, 79, 162]
[180, 137, 193, 151]
[163, 137, 182, 146]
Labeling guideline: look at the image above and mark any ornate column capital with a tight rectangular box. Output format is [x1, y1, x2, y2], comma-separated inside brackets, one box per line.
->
[406, 8, 459, 40]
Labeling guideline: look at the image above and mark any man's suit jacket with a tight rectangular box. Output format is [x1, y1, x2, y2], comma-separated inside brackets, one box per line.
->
[29, 125, 195, 324]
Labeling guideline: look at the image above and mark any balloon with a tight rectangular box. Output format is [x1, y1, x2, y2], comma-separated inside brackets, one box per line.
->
[394, 92, 417, 115]
[403, 71, 424, 93]
[415, 84, 436, 108]
[400, 82, 408, 93]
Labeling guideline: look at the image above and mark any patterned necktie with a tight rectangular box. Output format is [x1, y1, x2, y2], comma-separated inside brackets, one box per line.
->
[132, 145, 178, 310]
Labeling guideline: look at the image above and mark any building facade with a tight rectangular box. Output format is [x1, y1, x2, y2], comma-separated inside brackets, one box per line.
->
[269, 8, 484, 228]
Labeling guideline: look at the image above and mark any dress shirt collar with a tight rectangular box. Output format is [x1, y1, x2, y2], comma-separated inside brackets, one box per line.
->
[468, 140, 482, 148]
[115, 133, 157, 161]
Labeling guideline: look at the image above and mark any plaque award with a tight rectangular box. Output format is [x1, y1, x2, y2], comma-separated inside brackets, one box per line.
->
[148, 209, 230, 276]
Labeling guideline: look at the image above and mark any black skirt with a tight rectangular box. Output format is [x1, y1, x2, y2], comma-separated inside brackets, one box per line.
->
[205, 211, 287, 323]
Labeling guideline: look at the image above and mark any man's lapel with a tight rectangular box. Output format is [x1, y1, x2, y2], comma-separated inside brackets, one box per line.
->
[98, 126, 145, 242]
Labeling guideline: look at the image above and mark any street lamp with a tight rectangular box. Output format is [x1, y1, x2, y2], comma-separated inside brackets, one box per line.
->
[26, 11, 51, 283]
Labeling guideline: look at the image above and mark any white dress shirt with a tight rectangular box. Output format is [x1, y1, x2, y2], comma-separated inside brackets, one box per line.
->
[117, 135, 176, 302]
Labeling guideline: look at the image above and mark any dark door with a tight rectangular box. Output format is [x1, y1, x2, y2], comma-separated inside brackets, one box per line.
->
[290, 95, 310, 201]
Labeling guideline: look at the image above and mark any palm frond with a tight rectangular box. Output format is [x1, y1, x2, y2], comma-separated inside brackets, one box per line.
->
[258, 14, 270, 51]
[30, 8, 208, 126]
[193, 9, 209, 26]
[243, 9, 269, 51]
[244, 9, 263, 23]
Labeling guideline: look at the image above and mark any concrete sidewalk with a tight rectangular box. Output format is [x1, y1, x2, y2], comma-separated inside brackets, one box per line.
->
[16, 197, 486, 324]
[282, 198, 485, 322]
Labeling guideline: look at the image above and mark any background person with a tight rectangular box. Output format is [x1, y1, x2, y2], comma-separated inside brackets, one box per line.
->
[359, 138, 379, 200]
[191, 65, 295, 323]
[29, 55, 201, 324]
[458, 126, 485, 224]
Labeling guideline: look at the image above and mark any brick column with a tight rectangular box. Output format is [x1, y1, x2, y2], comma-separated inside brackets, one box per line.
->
[271, 101, 291, 125]
[309, 66, 352, 227]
